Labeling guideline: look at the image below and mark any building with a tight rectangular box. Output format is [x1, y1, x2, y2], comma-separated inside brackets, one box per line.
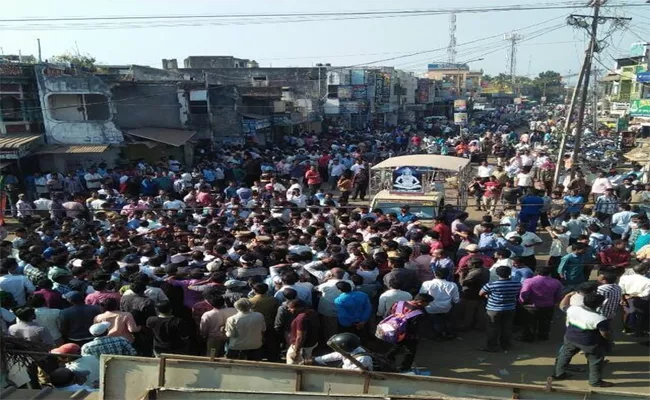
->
[0, 62, 45, 173]
[425, 62, 483, 97]
[160, 56, 259, 70]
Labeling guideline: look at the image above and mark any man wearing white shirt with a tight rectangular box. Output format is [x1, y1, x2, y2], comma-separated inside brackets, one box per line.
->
[619, 264, 650, 337]
[328, 159, 347, 190]
[312, 268, 353, 339]
[477, 161, 494, 179]
[84, 168, 103, 190]
[420, 269, 460, 338]
[0, 258, 35, 307]
[610, 204, 636, 240]
[377, 282, 412, 317]
[350, 159, 365, 176]
[505, 224, 543, 266]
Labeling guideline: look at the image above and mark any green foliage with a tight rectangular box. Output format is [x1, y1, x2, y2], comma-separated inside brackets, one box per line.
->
[50, 52, 96, 69]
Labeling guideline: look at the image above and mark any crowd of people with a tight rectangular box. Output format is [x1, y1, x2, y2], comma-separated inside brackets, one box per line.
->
[0, 113, 649, 392]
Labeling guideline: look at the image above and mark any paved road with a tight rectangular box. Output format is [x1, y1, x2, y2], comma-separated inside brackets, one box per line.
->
[407, 200, 650, 394]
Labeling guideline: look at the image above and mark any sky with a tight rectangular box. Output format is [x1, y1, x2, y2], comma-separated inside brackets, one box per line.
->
[1, 0, 649, 83]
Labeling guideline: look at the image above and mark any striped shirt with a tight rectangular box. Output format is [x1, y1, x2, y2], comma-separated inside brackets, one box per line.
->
[596, 283, 622, 320]
[481, 280, 522, 311]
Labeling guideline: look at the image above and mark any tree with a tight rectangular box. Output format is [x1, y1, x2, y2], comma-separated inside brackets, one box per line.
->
[50, 52, 96, 69]
[531, 70, 563, 100]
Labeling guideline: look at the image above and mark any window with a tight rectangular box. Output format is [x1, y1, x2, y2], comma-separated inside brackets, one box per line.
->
[48, 93, 110, 121]
[252, 76, 268, 87]
[189, 90, 208, 114]
[0, 95, 23, 121]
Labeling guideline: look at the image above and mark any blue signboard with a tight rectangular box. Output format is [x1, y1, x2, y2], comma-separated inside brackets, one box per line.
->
[637, 71, 650, 83]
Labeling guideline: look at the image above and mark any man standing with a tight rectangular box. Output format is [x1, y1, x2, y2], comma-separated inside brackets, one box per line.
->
[250, 283, 280, 362]
[594, 188, 619, 223]
[506, 224, 543, 269]
[200, 294, 237, 357]
[558, 243, 588, 292]
[420, 268, 460, 340]
[384, 294, 433, 372]
[225, 298, 266, 360]
[146, 301, 193, 356]
[518, 266, 563, 342]
[60, 291, 100, 346]
[553, 293, 614, 387]
[334, 281, 372, 338]
[81, 322, 137, 357]
[479, 266, 522, 352]
[619, 264, 650, 337]
[286, 299, 320, 365]
[458, 258, 490, 332]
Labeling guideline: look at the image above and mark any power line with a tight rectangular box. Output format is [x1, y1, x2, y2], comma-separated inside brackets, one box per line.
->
[0, 2, 648, 30]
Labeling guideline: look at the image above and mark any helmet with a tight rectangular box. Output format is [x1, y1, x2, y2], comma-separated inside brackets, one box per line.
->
[327, 333, 361, 353]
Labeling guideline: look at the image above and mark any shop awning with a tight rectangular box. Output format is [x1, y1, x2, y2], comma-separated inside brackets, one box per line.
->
[0, 161, 14, 169]
[125, 128, 196, 147]
[0, 134, 43, 159]
[241, 112, 271, 119]
[33, 145, 110, 155]
[601, 74, 621, 82]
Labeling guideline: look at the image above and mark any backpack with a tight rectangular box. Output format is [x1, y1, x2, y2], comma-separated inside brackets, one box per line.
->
[375, 301, 423, 344]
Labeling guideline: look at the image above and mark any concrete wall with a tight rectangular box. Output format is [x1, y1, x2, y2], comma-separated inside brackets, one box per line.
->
[100, 355, 645, 400]
[209, 85, 243, 142]
[35, 65, 123, 144]
[111, 83, 186, 129]
[184, 56, 258, 69]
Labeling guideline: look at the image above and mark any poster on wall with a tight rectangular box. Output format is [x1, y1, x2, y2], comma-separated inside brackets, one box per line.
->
[338, 86, 353, 99]
[392, 166, 424, 194]
[351, 69, 366, 85]
[453, 99, 467, 112]
[417, 79, 430, 104]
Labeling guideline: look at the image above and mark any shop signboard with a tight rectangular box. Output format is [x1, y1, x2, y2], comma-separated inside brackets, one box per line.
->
[630, 42, 647, 58]
[629, 99, 650, 117]
[351, 69, 365, 85]
[637, 71, 650, 83]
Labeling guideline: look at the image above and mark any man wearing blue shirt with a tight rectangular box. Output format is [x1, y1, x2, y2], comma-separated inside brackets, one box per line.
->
[479, 266, 522, 352]
[519, 191, 544, 232]
[397, 205, 417, 224]
[334, 281, 371, 337]
[558, 243, 588, 291]
[564, 189, 584, 215]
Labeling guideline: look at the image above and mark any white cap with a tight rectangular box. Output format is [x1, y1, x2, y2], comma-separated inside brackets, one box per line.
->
[89, 322, 111, 336]
[206, 259, 223, 272]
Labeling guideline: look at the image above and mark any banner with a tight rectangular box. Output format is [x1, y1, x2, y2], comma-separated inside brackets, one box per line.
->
[454, 113, 468, 125]
[417, 79, 430, 104]
[338, 86, 353, 100]
[375, 73, 385, 107]
[382, 73, 391, 104]
[453, 99, 467, 112]
[391, 166, 424, 194]
[629, 99, 650, 117]
[352, 85, 367, 99]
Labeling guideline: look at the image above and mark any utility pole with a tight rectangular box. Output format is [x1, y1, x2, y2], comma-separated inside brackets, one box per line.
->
[559, 2, 631, 182]
[593, 67, 599, 134]
[37, 39, 42, 63]
[553, 54, 588, 185]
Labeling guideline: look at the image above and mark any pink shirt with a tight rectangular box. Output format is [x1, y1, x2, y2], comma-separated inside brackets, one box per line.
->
[591, 177, 612, 194]
[94, 311, 140, 342]
[85, 291, 121, 306]
[199, 307, 237, 339]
